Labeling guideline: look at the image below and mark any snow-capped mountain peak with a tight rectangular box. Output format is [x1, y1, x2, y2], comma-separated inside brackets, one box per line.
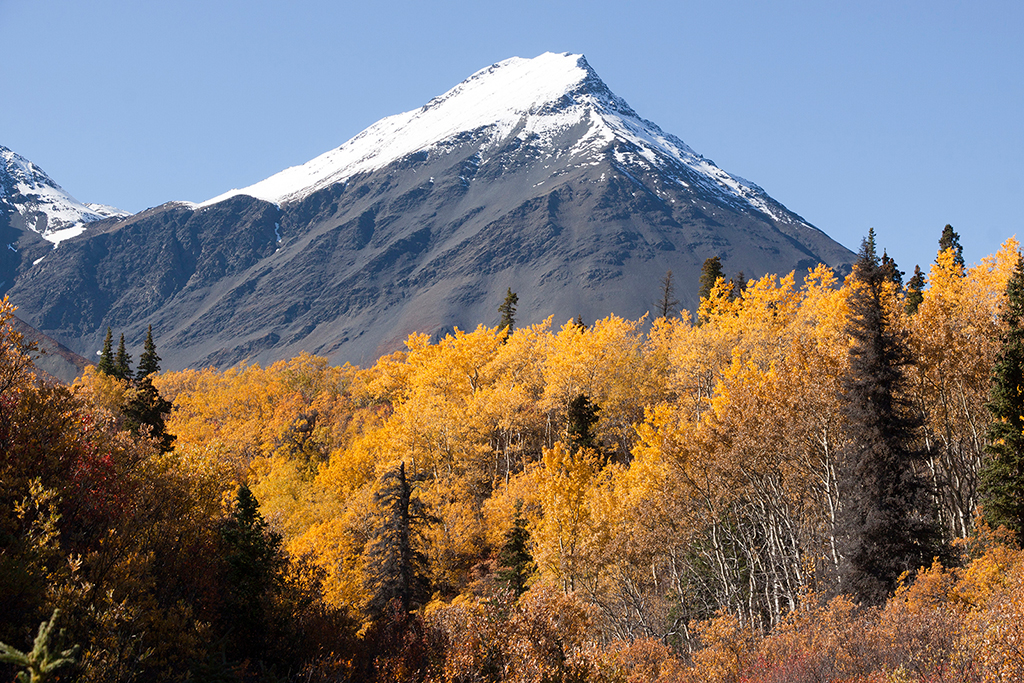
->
[201, 52, 788, 221]
[1, 145, 128, 245]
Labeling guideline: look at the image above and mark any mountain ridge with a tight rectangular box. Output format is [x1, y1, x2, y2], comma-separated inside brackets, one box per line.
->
[1, 145, 129, 245]
[4, 53, 855, 369]
[201, 53, 804, 226]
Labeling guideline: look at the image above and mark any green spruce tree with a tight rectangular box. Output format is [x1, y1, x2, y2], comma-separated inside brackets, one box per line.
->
[219, 485, 285, 662]
[980, 255, 1024, 538]
[938, 224, 965, 270]
[498, 288, 518, 340]
[698, 256, 724, 301]
[565, 394, 600, 453]
[496, 503, 534, 596]
[880, 250, 904, 287]
[114, 333, 131, 381]
[835, 228, 940, 604]
[96, 327, 115, 376]
[0, 609, 78, 683]
[729, 271, 747, 301]
[363, 463, 429, 620]
[905, 265, 926, 315]
[125, 326, 174, 452]
[135, 325, 160, 380]
[125, 380, 175, 453]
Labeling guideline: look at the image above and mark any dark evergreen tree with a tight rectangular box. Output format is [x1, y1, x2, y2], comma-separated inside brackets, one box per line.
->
[135, 325, 160, 379]
[573, 314, 586, 330]
[219, 485, 286, 661]
[938, 224, 965, 270]
[698, 256, 724, 301]
[124, 325, 174, 452]
[905, 265, 926, 315]
[96, 327, 115, 376]
[364, 463, 429, 620]
[114, 333, 131, 380]
[880, 250, 904, 287]
[980, 255, 1024, 539]
[729, 271, 747, 301]
[565, 394, 600, 452]
[496, 503, 534, 596]
[657, 270, 679, 319]
[498, 288, 518, 340]
[835, 228, 939, 605]
[125, 379, 175, 453]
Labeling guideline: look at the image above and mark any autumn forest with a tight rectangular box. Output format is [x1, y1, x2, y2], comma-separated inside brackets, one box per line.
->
[3, 228, 1024, 682]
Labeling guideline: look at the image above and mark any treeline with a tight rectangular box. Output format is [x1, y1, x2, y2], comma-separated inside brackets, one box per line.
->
[2, 227, 1024, 681]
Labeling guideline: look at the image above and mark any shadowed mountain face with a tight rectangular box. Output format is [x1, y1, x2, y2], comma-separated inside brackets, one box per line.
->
[5, 53, 854, 369]
[9, 315, 92, 384]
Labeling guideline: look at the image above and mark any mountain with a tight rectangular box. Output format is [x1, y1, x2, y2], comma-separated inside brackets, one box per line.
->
[10, 314, 92, 384]
[1, 145, 129, 291]
[5, 53, 854, 370]
[0, 145, 129, 241]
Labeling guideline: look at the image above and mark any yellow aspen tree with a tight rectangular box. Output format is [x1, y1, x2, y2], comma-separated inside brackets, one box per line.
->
[477, 317, 554, 483]
[908, 240, 1018, 539]
[532, 442, 606, 592]
[541, 315, 664, 461]
[367, 325, 503, 482]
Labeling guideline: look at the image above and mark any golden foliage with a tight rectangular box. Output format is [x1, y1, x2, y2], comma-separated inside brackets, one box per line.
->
[18, 239, 1018, 681]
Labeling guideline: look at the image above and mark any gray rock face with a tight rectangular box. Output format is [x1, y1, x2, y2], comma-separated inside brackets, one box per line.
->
[5, 54, 855, 369]
[9, 315, 92, 385]
[1, 144, 127, 297]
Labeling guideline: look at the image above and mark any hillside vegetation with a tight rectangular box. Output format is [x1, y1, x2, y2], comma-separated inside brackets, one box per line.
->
[2, 232, 1023, 682]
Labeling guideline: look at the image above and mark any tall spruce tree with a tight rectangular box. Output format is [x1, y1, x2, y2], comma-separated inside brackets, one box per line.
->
[905, 265, 926, 315]
[880, 250, 904, 287]
[730, 271, 747, 301]
[363, 463, 429, 620]
[565, 394, 600, 453]
[496, 503, 534, 596]
[980, 255, 1024, 538]
[835, 229, 939, 604]
[125, 380, 175, 453]
[136, 325, 160, 379]
[125, 326, 174, 453]
[96, 327, 115, 376]
[938, 224, 965, 270]
[219, 485, 285, 661]
[114, 334, 132, 380]
[498, 288, 518, 339]
[698, 256, 724, 301]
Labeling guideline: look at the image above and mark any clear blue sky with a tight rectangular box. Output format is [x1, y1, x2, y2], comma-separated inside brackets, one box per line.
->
[2, 0, 1021, 274]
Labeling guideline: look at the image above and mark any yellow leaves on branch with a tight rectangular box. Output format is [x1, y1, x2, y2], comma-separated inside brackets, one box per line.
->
[530, 442, 609, 591]
[153, 353, 355, 487]
[0, 295, 37, 394]
[74, 365, 139, 418]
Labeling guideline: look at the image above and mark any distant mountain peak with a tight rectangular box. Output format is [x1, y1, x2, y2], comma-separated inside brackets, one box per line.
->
[202, 52, 790, 223]
[1, 145, 128, 245]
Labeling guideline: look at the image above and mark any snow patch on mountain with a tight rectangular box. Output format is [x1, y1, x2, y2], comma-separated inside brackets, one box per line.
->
[86, 203, 132, 219]
[201, 52, 795, 222]
[1, 145, 126, 246]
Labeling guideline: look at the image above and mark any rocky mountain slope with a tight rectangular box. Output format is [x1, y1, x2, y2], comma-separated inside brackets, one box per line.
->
[4, 53, 854, 369]
[10, 314, 93, 384]
[1, 145, 127, 292]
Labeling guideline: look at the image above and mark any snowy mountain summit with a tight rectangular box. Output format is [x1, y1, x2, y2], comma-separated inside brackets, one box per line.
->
[8, 52, 853, 371]
[1, 145, 129, 246]
[205, 52, 789, 221]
